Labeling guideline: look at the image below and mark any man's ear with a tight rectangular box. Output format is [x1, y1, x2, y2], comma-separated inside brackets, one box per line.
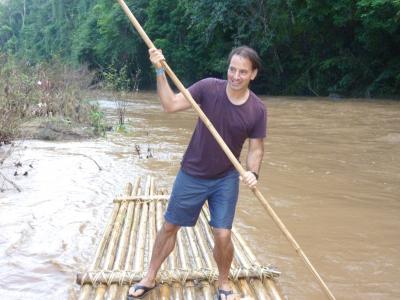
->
[251, 69, 258, 80]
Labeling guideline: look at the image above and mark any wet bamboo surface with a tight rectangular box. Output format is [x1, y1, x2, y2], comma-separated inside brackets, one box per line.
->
[77, 176, 284, 299]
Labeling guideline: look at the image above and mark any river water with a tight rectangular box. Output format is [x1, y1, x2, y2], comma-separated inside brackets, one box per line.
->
[0, 92, 399, 300]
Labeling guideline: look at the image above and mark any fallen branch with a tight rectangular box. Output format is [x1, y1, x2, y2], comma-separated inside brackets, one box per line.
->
[0, 171, 22, 192]
[0, 143, 15, 165]
[76, 153, 103, 171]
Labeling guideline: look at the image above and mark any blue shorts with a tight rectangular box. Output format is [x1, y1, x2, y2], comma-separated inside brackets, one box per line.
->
[164, 169, 239, 229]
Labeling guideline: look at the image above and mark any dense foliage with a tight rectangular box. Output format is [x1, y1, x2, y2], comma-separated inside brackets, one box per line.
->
[1, 0, 399, 97]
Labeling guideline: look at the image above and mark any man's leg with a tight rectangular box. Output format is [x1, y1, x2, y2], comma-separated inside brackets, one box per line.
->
[213, 228, 236, 300]
[129, 221, 180, 297]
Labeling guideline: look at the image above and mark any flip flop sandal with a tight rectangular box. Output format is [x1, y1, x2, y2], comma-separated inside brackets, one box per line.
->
[127, 284, 156, 299]
[217, 288, 234, 300]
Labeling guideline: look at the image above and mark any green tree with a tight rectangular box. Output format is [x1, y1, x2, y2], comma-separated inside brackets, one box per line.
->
[0, 0, 398, 97]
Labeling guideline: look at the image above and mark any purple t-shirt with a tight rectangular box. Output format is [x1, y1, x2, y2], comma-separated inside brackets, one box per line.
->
[181, 78, 267, 178]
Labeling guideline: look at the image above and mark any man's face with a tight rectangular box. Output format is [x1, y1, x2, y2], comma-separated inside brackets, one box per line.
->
[227, 54, 258, 92]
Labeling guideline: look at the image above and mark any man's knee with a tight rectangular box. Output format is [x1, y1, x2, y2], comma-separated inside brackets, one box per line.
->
[213, 228, 232, 247]
[161, 221, 180, 236]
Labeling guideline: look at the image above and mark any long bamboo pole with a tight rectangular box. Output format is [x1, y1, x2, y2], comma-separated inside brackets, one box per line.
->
[116, 1, 336, 299]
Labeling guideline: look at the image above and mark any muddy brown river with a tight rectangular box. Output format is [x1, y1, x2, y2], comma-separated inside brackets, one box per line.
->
[0, 93, 399, 300]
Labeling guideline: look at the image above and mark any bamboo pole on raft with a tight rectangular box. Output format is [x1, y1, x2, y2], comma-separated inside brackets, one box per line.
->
[226, 225, 271, 299]
[147, 177, 160, 300]
[156, 199, 170, 300]
[78, 198, 122, 300]
[117, 179, 141, 300]
[162, 189, 184, 299]
[106, 179, 139, 300]
[195, 207, 246, 298]
[93, 184, 131, 300]
[119, 177, 151, 299]
[232, 234, 272, 300]
[151, 183, 184, 300]
[197, 210, 245, 296]
[137, 176, 157, 300]
[200, 208, 256, 299]
[186, 226, 214, 299]
[116, 1, 337, 299]
[232, 228, 283, 300]
[133, 186, 148, 272]
[122, 181, 149, 299]
[176, 230, 196, 299]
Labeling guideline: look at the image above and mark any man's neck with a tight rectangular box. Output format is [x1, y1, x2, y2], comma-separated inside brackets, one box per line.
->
[226, 86, 249, 105]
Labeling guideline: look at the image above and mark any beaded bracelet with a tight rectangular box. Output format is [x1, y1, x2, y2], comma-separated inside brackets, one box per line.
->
[155, 67, 165, 76]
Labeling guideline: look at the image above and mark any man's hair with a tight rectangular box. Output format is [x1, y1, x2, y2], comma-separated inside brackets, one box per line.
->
[228, 46, 262, 71]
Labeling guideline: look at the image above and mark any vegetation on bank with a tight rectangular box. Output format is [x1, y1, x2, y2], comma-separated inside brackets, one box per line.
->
[0, 0, 399, 98]
[0, 54, 105, 143]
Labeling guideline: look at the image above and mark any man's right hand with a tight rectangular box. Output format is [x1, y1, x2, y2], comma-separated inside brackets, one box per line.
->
[240, 171, 258, 188]
[149, 48, 165, 69]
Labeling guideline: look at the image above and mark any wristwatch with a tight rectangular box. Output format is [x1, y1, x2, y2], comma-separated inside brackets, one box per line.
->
[250, 171, 259, 180]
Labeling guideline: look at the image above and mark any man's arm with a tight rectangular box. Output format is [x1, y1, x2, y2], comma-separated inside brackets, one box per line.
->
[149, 48, 192, 113]
[242, 138, 264, 188]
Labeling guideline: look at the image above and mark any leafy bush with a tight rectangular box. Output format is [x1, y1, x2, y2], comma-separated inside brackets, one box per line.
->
[89, 104, 107, 136]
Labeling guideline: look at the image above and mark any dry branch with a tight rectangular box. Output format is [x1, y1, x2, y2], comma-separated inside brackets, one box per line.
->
[0, 171, 22, 192]
[76, 153, 103, 171]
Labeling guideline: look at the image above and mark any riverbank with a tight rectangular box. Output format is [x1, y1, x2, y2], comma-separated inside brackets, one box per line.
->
[19, 117, 97, 141]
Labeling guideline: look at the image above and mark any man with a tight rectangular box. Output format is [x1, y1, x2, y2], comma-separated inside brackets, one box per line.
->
[128, 46, 266, 300]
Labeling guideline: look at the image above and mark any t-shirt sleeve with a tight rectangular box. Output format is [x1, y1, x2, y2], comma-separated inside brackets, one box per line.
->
[188, 78, 215, 105]
[249, 105, 267, 139]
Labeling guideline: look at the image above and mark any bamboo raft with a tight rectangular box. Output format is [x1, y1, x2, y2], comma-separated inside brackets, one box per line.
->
[77, 176, 284, 300]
